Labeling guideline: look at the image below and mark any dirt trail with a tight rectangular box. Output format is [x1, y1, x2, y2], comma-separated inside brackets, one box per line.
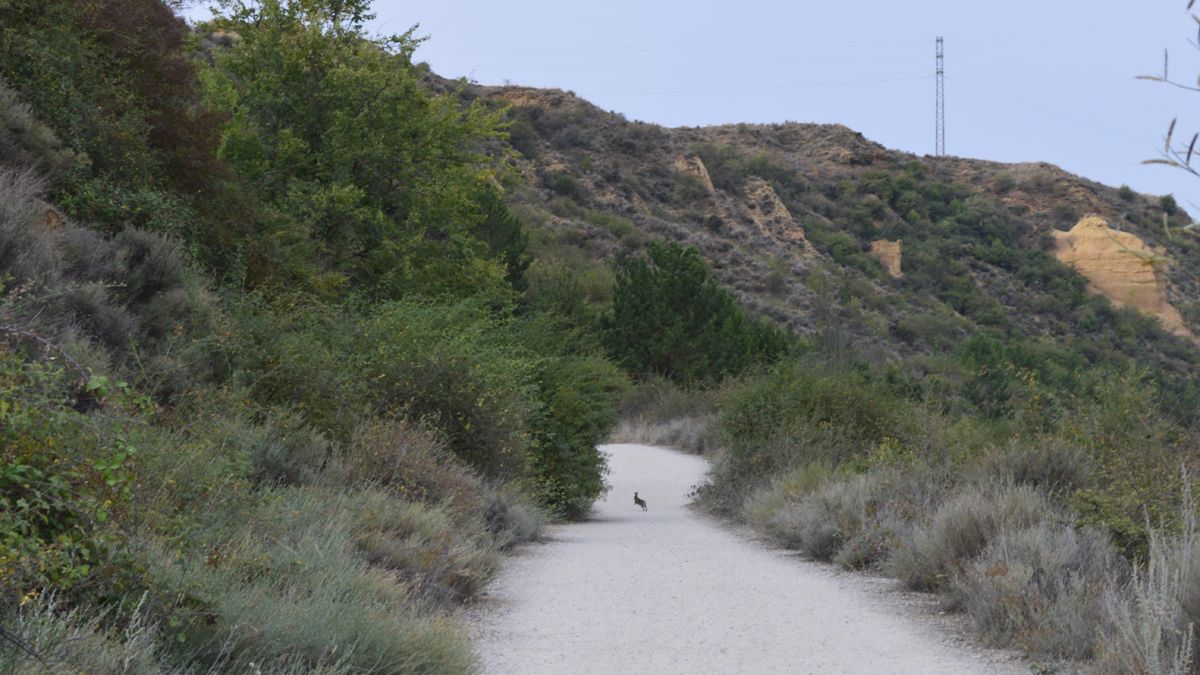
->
[467, 443, 1026, 674]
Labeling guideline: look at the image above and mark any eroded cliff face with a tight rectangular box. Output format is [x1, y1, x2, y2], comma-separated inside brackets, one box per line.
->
[870, 240, 903, 278]
[674, 154, 716, 195]
[1052, 215, 1191, 338]
[742, 178, 812, 255]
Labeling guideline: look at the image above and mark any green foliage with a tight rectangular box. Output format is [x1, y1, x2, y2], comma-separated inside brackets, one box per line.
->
[692, 142, 807, 203]
[204, 0, 508, 298]
[359, 302, 538, 478]
[606, 242, 790, 382]
[473, 185, 532, 292]
[0, 354, 141, 603]
[546, 170, 589, 201]
[0, 1, 627, 670]
[0, 0, 235, 254]
[231, 295, 624, 514]
[529, 356, 630, 518]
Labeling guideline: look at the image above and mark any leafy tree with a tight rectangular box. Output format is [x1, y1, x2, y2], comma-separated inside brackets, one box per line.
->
[472, 185, 531, 293]
[203, 0, 509, 298]
[0, 0, 239, 253]
[606, 242, 789, 382]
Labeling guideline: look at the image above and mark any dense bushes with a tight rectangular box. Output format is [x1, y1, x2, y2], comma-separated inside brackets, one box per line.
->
[528, 356, 629, 518]
[691, 349, 1200, 669]
[0, 1, 628, 671]
[230, 297, 626, 513]
[0, 0, 235, 255]
[0, 353, 138, 606]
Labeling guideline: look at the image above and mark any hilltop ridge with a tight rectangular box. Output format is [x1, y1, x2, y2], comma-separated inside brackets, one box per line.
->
[461, 82, 1199, 369]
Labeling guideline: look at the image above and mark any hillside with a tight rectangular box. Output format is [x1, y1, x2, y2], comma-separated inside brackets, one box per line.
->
[469, 84, 1200, 374]
[4, 1, 1200, 671]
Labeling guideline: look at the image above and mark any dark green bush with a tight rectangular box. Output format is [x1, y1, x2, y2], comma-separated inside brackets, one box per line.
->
[361, 302, 538, 479]
[606, 242, 790, 382]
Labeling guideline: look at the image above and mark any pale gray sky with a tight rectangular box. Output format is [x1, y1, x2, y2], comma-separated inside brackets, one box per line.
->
[183, 1, 1200, 215]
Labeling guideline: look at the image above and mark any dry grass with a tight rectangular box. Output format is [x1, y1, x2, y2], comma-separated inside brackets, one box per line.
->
[609, 414, 716, 454]
[890, 484, 1052, 592]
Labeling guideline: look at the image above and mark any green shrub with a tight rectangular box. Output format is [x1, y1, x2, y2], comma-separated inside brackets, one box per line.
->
[547, 171, 589, 202]
[719, 360, 915, 469]
[0, 353, 139, 605]
[360, 302, 538, 478]
[606, 242, 790, 382]
[529, 356, 630, 518]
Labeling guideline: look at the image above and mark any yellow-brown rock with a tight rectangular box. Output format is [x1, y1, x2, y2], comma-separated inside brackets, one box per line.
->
[743, 178, 810, 251]
[870, 240, 903, 277]
[673, 155, 716, 195]
[1052, 215, 1190, 338]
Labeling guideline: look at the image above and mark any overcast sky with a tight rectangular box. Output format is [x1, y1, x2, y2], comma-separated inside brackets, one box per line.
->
[182, 1, 1200, 215]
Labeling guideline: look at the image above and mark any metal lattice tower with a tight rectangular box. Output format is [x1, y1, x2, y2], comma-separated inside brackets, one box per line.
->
[935, 37, 945, 157]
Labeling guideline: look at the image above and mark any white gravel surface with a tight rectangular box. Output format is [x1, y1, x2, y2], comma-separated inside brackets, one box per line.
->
[467, 443, 1028, 674]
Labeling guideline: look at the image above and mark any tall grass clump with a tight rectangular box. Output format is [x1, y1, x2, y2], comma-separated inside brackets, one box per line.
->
[1098, 483, 1200, 674]
[0, 596, 165, 674]
[144, 487, 485, 673]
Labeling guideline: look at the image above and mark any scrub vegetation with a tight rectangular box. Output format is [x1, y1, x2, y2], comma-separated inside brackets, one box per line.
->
[5, 0, 1200, 672]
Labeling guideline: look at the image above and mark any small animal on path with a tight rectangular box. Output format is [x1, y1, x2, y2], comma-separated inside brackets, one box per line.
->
[634, 492, 647, 511]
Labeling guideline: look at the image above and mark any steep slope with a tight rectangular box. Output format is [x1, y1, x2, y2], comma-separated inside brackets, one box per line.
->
[468, 83, 1200, 372]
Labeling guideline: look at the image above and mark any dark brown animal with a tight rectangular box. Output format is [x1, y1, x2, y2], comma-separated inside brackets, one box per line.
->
[634, 492, 647, 511]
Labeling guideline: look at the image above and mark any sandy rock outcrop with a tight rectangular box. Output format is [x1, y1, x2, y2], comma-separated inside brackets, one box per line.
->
[743, 178, 811, 252]
[870, 240, 903, 277]
[673, 155, 715, 195]
[1052, 215, 1190, 338]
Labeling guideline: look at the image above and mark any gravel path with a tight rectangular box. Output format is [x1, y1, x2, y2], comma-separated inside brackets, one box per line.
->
[467, 443, 1027, 674]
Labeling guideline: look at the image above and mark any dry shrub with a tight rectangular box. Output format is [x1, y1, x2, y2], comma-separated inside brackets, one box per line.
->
[244, 407, 331, 486]
[1, 596, 165, 674]
[891, 483, 1051, 591]
[336, 417, 486, 516]
[0, 81, 76, 174]
[609, 414, 716, 454]
[1098, 485, 1199, 675]
[784, 474, 877, 561]
[745, 465, 943, 571]
[148, 487, 481, 672]
[956, 522, 1120, 659]
[981, 438, 1093, 493]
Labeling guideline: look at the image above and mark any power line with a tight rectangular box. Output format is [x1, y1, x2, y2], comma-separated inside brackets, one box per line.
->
[947, 75, 1156, 150]
[591, 75, 931, 97]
